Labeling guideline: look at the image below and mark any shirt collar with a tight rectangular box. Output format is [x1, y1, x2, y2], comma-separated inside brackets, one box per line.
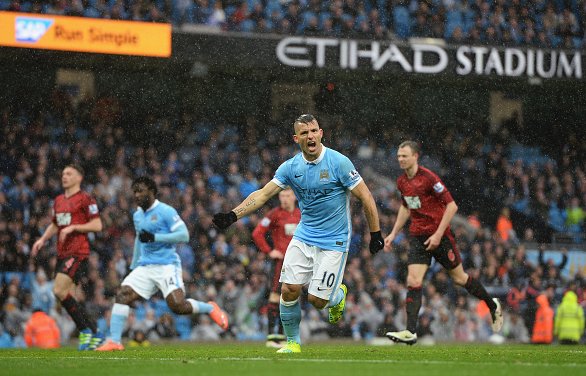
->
[141, 199, 160, 212]
[302, 144, 326, 165]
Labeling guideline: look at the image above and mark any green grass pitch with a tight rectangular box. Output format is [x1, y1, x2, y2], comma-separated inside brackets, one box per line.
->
[1, 342, 584, 376]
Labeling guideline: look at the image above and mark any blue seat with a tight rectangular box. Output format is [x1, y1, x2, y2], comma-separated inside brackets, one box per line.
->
[84, 7, 102, 18]
[445, 9, 463, 38]
[208, 174, 226, 195]
[20, 1, 32, 12]
[175, 316, 192, 340]
[225, 5, 238, 18]
[446, 9, 463, 24]
[301, 11, 317, 24]
[4, 271, 24, 285]
[318, 12, 331, 28]
[393, 6, 412, 39]
[240, 19, 256, 32]
[134, 304, 147, 321]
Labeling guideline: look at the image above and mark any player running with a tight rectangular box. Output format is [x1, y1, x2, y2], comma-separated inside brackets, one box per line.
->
[96, 176, 228, 351]
[252, 187, 301, 348]
[31, 164, 106, 350]
[213, 114, 384, 353]
[384, 141, 503, 345]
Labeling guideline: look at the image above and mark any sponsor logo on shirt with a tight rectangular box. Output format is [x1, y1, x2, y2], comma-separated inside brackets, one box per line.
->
[88, 204, 99, 214]
[404, 196, 422, 209]
[56, 213, 72, 226]
[284, 223, 297, 235]
[297, 188, 334, 201]
[433, 182, 445, 193]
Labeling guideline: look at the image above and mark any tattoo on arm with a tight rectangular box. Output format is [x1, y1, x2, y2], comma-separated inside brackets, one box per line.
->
[234, 208, 245, 215]
[245, 199, 256, 207]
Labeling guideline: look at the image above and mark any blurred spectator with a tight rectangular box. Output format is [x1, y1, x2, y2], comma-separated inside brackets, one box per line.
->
[151, 313, 178, 339]
[24, 309, 60, 348]
[553, 290, 585, 344]
[503, 311, 530, 343]
[129, 330, 151, 347]
[496, 207, 516, 243]
[531, 294, 554, 344]
[30, 268, 55, 314]
[191, 315, 222, 340]
[2, 284, 29, 343]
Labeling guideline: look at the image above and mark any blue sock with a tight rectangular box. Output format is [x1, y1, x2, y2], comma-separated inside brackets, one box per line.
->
[280, 298, 301, 344]
[187, 299, 213, 314]
[326, 287, 345, 308]
[110, 303, 129, 344]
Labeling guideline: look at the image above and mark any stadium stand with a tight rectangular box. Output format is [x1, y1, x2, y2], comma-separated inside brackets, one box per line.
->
[3, 0, 586, 48]
[1, 83, 585, 346]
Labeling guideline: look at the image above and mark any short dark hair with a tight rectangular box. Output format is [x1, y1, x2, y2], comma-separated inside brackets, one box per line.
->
[295, 114, 315, 125]
[294, 114, 317, 133]
[65, 164, 84, 177]
[132, 176, 158, 196]
[398, 140, 420, 155]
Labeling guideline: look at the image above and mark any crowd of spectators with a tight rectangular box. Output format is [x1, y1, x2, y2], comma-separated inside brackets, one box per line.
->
[3, 0, 586, 49]
[1, 87, 586, 348]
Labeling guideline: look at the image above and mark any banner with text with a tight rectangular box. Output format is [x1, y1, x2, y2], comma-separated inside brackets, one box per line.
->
[0, 12, 171, 57]
[172, 32, 584, 80]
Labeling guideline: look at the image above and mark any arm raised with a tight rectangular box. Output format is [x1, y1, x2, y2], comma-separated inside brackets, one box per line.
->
[213, 181, 283, 229]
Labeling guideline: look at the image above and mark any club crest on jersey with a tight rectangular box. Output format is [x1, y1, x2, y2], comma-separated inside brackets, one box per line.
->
[151, 215, 157, 222]
[320, 169, 329, 182]
[433, 182, 445, 193]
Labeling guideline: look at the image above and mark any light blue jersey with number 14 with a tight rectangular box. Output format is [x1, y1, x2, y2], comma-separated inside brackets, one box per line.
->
[271, 145, 362, 252]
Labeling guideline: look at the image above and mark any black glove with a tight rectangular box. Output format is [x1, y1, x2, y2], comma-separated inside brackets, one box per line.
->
[139, 230, 155, 243]
[369, 231, 384, 255]
[213, 211, 237, 229]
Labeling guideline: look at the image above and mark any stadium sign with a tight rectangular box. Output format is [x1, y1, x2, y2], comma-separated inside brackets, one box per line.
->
[276, 37, 582, 79]
[0, 11, 171, 57]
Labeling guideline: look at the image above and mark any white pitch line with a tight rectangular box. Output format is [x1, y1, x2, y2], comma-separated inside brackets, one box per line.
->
[4, 356, 586, 368]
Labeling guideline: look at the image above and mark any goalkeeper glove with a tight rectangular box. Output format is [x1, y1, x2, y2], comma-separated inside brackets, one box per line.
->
[139, 230, 155, 243]
[213, 211, 237, 229]
[369, 231, 384, 255]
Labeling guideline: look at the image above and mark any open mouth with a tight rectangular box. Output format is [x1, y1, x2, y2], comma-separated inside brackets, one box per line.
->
[307, 141, 317, 151]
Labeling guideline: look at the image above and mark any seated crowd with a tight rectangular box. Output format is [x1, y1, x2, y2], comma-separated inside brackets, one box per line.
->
[2, 0, 586, 48]
[0, 88, 585, 347]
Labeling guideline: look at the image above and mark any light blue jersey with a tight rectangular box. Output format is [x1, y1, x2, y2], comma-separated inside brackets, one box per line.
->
[133, 200, 184, 266]
[272, 145, 362, 252]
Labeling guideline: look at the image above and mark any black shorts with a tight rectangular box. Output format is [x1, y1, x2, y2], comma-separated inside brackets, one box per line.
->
[408, 233, 461, 270]
[56, 256, 89, 284]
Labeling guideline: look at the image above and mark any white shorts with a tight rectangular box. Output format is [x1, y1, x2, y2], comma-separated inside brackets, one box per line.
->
[279, 238, 348, 301]
[121, 264, 185, 299]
